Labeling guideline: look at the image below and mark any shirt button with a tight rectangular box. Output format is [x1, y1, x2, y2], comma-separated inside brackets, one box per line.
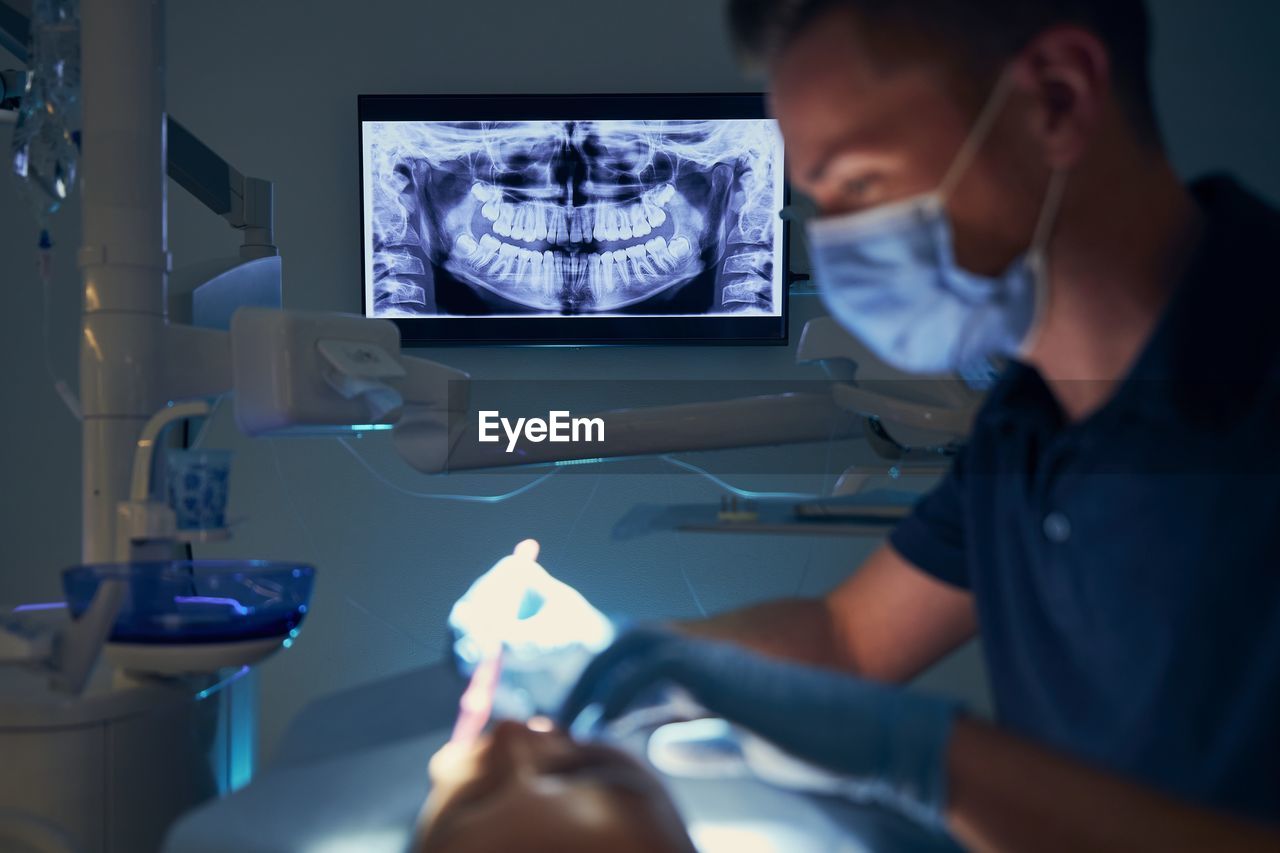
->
[1043, 512, 1072, 544]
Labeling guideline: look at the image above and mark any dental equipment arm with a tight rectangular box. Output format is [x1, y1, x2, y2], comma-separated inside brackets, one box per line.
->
[413, 392, 865, 472]
[0, 3, 29, 64]
[393, 317, 981, 474]
[167, 118, 277, 260]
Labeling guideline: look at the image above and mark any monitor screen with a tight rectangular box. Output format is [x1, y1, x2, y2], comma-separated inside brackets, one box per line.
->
[359, 94, 788, 345]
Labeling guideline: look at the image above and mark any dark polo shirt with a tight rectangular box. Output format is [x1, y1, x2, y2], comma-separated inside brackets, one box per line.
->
[890, 177, 1280, 822]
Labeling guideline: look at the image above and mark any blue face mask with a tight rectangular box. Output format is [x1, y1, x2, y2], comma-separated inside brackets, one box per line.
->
[804, 74, 1068, 376]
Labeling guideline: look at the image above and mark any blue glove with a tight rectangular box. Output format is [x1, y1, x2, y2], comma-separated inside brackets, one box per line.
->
[558, 627, 959, 830]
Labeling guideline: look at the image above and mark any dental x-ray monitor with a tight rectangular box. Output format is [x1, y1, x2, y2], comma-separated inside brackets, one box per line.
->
[359, 93, 789, 345]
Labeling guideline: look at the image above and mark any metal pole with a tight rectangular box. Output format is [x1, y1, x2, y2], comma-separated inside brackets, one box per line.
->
[79, 0, 170, 563]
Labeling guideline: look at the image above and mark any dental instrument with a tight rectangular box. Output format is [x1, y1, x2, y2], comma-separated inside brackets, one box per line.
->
[449, 652, 504, 747]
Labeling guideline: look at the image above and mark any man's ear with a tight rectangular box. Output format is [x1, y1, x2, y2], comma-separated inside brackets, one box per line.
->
[1009, 25, 1112, 168]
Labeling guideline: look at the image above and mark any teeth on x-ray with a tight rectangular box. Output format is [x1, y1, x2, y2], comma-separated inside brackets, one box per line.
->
[366, 119, 782, 315]
[452, 233, 692, 302]
[471, 183, 673, 248]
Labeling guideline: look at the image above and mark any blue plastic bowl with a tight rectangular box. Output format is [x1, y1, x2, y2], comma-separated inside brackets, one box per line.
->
[63, 561, 315, 645]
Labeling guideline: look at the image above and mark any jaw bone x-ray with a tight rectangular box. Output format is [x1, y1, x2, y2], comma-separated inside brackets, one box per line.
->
[363, 119, 785, 318]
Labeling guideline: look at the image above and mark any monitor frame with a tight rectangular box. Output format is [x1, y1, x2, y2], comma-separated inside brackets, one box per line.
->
[357, 93, 791, 347]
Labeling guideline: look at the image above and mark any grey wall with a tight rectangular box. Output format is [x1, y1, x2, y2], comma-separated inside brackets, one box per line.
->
[2, 0, 1278, 759]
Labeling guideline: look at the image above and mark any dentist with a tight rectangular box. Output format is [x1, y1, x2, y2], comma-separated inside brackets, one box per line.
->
[562, 1, 1280, 850]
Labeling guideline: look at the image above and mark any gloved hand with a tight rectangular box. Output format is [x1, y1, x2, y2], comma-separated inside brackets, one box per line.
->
[449, 539, 614, 716]
[557, 627, 959, 830]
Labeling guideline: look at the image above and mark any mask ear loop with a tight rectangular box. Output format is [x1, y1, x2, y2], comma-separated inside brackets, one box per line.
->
[1030, 169, 1069, 255]
[937, 71, 1019, 203]
[1018, 168, 1070, 357]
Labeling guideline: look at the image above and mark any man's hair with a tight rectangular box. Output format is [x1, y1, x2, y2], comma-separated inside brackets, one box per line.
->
[727, 0, 1161, 144]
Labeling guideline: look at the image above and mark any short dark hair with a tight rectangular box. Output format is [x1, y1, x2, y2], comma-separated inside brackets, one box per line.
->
[727, 0, 1160, 144]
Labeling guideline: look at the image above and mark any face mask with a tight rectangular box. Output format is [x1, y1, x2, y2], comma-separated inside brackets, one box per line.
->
[803, 73, 1068, 376]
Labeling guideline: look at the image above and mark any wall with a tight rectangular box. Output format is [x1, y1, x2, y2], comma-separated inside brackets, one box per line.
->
[2, 0, 1278, 759]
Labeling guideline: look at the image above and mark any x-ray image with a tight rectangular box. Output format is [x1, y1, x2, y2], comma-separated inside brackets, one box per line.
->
[361, 118, 786, 322]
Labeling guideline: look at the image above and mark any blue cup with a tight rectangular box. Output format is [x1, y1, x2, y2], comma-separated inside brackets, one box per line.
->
[166, 449, 232, 531]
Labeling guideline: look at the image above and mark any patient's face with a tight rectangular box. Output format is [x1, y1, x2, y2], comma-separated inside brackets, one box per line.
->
[414, 721, 695, 853]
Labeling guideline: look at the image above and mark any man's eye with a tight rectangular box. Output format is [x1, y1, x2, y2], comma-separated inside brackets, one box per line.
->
[843, 175, 879, 201]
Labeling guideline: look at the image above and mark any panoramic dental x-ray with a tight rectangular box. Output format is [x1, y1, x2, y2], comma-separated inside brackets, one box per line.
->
[363, 118, 785, 318]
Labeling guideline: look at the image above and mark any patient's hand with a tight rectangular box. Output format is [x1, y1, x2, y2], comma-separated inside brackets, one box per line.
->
[413, 721, 695, 853]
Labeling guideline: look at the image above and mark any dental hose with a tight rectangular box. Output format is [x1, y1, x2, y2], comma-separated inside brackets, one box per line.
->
[38, 228, 82, 420]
